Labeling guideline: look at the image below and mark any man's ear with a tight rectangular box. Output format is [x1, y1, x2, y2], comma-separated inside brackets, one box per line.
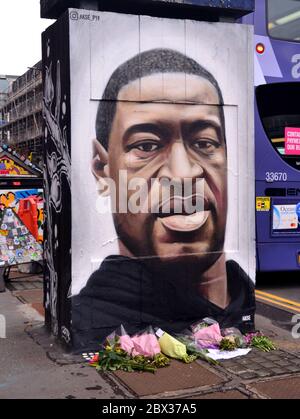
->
[92, 139, 110, 196]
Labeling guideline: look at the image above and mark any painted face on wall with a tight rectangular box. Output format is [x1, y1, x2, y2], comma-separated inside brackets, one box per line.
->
[95, 73, 227, 272]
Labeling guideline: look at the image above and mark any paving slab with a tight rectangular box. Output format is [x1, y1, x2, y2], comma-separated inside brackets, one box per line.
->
[12, 289, 42, 303]
[9, 288, 44, 317]
[114, 360, 225, 397]
[31, 302, 45, 317]
[7, 277, 43, 291]
[219, 349, 300, 380]
[190, 390, 249, 399]
[249, 377, 300, 399]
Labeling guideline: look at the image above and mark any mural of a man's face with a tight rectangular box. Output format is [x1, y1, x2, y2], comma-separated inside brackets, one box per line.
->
[95, 72, 227, 272]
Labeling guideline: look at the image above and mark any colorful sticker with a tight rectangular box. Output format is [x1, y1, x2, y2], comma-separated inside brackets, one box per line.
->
[8, 256, 15, 264]
[256, 197, 271, 212]
[21, 226, 28, 234]
[16, 249, 24, 258]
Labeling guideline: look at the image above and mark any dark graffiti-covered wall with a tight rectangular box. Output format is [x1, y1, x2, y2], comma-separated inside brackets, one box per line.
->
[42, 13, 72, 345]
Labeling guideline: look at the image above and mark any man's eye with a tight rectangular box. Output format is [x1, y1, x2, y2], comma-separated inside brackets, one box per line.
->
[128, 141, 161, 153]
[192, 139, 220, 154]
[136, 143, 159, 152]
[126, 141, 162, 159]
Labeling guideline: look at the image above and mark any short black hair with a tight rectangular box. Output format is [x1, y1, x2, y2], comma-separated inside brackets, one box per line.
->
[95, 48, 225, 150]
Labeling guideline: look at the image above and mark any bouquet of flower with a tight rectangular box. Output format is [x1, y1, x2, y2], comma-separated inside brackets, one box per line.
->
[156, 329, 197, 364]
[244, 332, 277, 352]
[176, 333, 219, 365]
[119, 326, 162, 358]
[89, 334, 170, 373]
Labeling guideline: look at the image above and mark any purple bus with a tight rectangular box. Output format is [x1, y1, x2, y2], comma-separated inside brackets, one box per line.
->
[243, 0, 300, 272]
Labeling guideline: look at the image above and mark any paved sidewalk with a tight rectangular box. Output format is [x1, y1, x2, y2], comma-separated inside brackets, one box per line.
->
[105, 314, 300, 399]
[0, 290, 124, 399]
[1, 284, 300, 399]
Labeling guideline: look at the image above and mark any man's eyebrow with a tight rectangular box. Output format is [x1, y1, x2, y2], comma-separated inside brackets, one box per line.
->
[184, 119, 223, 140]
[123, 123, 168, 140]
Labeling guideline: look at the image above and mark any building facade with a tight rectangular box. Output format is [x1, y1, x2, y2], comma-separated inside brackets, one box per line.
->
[0, 62, 43, 165]
[0, 74, 18, 124]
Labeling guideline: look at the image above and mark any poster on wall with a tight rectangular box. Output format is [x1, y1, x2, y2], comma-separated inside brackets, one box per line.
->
[43, 10, 255, 350]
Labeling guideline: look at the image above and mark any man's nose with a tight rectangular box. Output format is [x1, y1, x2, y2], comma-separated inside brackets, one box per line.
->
[160, 141, 204, 179]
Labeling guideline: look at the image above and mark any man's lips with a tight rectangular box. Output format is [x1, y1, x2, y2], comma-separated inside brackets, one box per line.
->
[155, 194, 209, 214]
[157, 210, 210, 232]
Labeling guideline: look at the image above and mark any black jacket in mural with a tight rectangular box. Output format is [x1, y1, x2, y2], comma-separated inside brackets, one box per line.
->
[72, 256, 255, 351]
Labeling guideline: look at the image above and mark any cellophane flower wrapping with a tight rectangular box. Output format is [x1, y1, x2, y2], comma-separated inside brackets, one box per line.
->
[190, 317, 218, 334]
[221, 327, 247, 348]
[131, 326, 161, 357]
[119, 335, 134, 354]
[119, 326, 161, 358]
[193, 323, 223, 349]
[156, 329, 196, 363]
[119, 325, 135, 355]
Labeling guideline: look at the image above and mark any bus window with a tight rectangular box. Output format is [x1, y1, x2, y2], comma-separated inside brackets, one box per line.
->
[267, 0, 300, 42]
[256, 82, 300, 170]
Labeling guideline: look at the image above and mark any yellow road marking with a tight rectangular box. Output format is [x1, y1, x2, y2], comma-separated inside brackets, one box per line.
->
[255, 294, 300, 313]
[256, 290, 300, 308]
